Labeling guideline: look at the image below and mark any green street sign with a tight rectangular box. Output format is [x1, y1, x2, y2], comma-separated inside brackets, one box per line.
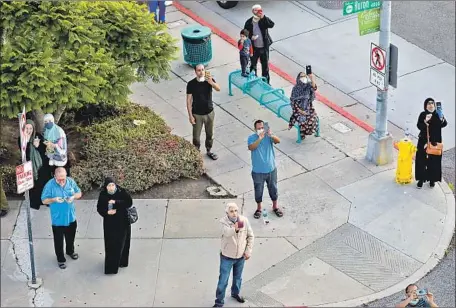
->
[343, 0, 381, 16]
[358, 8, 380, 36]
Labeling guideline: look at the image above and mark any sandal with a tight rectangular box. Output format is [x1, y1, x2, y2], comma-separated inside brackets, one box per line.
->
[207, 152, 219, 160]
[253, 209, 261, 219]
[273, 208, 283, 217]
[58, 262, 67, 269]
[67, 253, 79, 260]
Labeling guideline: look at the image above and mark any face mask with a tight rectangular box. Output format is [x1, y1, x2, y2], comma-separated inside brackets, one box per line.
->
[107, 186, 117, 195]
[409, 299, 419, 306]
[198, 76, 205, 82]
[256, 129, 264, 135]
[45, 122, 54, 129]
[228, 216, 238, 223]
[300, 77, 309, 84]
[253, 15, 260, 21]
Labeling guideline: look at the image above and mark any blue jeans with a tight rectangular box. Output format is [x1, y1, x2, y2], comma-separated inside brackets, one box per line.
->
[215, 254, 245, 305]
[148, 1, 166, 22]
[252, 168, 278, 203]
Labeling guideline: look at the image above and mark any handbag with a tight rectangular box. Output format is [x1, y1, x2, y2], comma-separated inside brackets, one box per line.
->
[126, 206, 138, 224]
[426, 125, 443, 156]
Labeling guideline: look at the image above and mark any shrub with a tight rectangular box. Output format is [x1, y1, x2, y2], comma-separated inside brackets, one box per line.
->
[72, 104, 204, 192]
[0, 165, 16, 194]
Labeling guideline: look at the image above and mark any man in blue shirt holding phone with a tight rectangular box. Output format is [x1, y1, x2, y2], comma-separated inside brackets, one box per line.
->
[42, 167, 82, 269]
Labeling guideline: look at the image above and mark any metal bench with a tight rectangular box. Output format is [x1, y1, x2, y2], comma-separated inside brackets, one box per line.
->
[228, 69, 320, 143]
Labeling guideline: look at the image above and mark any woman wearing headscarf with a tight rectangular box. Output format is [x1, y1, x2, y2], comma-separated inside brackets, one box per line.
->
[43, 114, 69, 175]
[288, 72, 319, 139]
[17, 120, 52, 210]
[97, 177, 133, 274]
[415, 98, 447, 188]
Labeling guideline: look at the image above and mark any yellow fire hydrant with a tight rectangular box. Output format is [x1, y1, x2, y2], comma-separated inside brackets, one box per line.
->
[395, 136, 417, 184]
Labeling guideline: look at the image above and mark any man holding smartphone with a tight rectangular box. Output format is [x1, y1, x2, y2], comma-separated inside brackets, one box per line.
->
[186, 64, 221, 161]
[244, 4, 275, 84]
[248, 120, 283, 219]
[42, 167, 82, 269]
[396, 284, 438, 307]
[213, 203, 254, 307]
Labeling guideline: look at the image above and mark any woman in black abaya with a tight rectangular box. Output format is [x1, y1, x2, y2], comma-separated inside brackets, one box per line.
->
[97, 177, 132, 274]
[415, 98, 447, 188]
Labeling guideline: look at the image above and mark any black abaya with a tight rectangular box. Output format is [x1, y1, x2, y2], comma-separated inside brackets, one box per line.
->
[17, 134, 52, 210]
[96, 187, 133, 274]
[415, 111, 447, 182]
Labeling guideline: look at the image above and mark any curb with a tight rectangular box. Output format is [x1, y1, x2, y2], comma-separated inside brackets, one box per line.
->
[316, 180, 455, 307]
[172, 2, 455, 306]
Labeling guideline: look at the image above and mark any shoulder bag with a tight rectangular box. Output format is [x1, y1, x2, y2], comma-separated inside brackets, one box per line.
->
[426, 125, 443, 156]
[127, 206, 138, 224]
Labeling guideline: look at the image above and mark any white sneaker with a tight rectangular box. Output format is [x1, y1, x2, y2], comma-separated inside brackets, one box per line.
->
[165, 1, 173, 6]
[49, 159, 54, 166]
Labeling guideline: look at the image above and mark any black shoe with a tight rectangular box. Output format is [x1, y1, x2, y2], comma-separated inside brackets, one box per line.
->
[213, 304, 223, 307]
[241, 73, 248, 77]
[232, 294, 245, 303]
[58, 262, 67, 269]
[66, 252, 79, 260]
[430, 181, 435, 188]
[0, 210, 8, 217]
[417, 180, 423, 189]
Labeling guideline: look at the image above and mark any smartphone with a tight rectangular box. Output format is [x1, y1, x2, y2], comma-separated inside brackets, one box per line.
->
[306, 65, 312, 75]
[237, 220, 244, 228]
[264, 122, 270, 133]
[436, 102, 442, 109]
[108, 203, 113, 211]
[416, 289, 428, 296]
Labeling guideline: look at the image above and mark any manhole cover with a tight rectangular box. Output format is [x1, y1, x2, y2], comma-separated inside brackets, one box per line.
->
[167, 20, 187, 29]
[331, 122, 352, 133]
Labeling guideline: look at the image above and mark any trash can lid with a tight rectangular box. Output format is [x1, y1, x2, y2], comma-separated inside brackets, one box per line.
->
[181, 25, 211, 39]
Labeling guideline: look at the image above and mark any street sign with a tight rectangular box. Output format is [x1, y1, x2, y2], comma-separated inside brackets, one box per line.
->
[343, 0, 381, 16]
[389, 43, 399, 88]
[16, 161, 34, 194]
[358, 8, 380, 36]
[370, 42, 387, 74]
[370, 68, 386, 91]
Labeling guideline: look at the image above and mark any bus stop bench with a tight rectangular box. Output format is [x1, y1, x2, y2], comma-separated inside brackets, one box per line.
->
[228, 69, 320, 143]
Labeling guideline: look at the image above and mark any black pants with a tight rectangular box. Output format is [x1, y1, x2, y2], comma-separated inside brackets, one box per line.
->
[52, 220, 77, 263]
[250, 47, 270, 84]
[104, 224, 131, 274]
[240, 55, 249, 75]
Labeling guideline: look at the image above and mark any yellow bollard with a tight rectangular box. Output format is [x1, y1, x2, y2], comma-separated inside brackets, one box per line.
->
[395, 137, 417, 184]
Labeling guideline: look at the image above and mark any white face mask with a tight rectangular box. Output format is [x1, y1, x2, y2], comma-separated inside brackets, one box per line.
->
[409, 299, 419, 306]
[198, 76, 205, 82]
[300, 77, 309, 84]
[256, 129, 264, 135]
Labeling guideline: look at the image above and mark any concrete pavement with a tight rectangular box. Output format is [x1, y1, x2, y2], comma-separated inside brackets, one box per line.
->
[178, 0, 455, 150]
[1, 5, 455, 307]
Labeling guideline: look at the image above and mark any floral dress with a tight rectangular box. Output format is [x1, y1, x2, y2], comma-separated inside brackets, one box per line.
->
[288, 99, 319, 139]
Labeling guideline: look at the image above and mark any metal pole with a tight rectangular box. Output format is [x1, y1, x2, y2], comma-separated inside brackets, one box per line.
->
[17, 113, 37, 285]
[366, 1, 394, 165]
[375, 0, 391, 138]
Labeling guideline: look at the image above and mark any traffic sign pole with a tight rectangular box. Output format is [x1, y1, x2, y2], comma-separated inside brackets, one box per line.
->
[17, 109, 39, 286]
[366, 0, 394, 165]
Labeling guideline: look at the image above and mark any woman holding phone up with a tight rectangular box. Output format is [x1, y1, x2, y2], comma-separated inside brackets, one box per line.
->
[415, 98, 447, 188]
[97, 177, 133, 275]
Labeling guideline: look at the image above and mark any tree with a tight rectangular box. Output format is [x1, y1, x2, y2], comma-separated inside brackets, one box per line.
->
[1, 1, 178, 131]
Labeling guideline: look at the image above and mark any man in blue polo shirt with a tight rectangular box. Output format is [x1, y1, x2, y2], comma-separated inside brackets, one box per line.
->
[247, 120, 283, 219]
[42, 167, 82, 269]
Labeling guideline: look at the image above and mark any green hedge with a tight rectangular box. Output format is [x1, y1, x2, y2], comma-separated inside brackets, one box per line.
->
[1, 104, 204, 194]
[72, 104, 204, 192]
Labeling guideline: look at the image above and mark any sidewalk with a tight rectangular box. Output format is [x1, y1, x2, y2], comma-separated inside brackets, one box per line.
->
[1, 5, 454, 307]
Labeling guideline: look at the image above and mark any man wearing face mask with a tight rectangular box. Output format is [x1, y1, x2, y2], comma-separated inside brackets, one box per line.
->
[42, 167, 82, 269]
[396, 284, 438, 307]
[244, 4, 275, 84]
[186, 64, 221, 161]
[213, 202, 254, 307]
[248, 120, 283, 219]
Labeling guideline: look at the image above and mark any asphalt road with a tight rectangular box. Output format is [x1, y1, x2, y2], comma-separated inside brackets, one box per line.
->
[391, 1, 455, 66]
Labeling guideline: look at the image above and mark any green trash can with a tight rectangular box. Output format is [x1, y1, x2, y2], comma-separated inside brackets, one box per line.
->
[181, 25, 212, 67]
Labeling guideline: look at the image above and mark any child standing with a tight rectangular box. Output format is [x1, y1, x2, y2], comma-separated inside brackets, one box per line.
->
[238, 29, 253, 77]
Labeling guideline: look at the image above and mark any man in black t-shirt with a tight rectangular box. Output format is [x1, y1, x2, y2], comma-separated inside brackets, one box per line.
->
[186, 64, 221, 160]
